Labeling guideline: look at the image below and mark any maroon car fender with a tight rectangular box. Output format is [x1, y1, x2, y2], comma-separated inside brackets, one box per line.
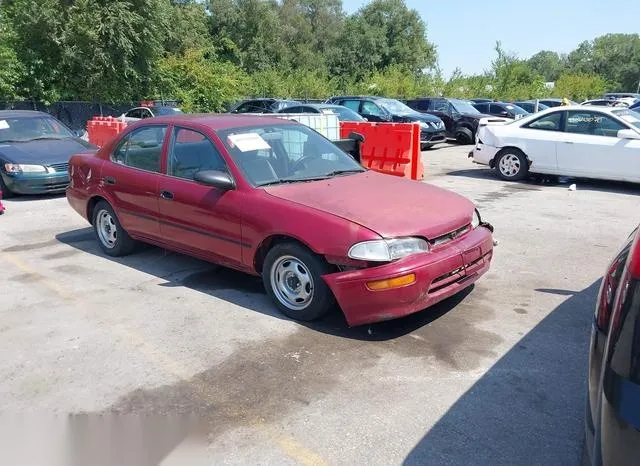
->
[241, 191, 382, 272]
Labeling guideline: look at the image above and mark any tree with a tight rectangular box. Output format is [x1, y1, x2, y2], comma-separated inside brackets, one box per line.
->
[489, 42, 545, 100]
[591, 34, 640, 92]
[554, 73, 607, 101]
[0, 12, 24, 99]
[527, 50, 566, 82]
[329, 0, 436, 79]
[3, 0, 63, 101]
[153, 48, 249, 111]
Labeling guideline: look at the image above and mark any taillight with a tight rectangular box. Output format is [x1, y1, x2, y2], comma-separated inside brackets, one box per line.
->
[597, 257, 622, 331]
[609, 229, 640, 333]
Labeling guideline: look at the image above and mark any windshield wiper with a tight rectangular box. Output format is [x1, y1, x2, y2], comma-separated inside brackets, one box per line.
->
[323, 169, 365, 177]
[27, 136, 69, 141]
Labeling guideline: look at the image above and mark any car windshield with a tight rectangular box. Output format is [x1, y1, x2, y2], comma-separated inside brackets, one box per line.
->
[504, 104, 529, 115]
[320, 106, 365, 122]
[0, 115, 74, 143]
[152, 107, 182, 115]
[377, 98, 416, 114]
[218, 123, 365, 187]
[613, 109, 640, 130]
[450, 99, 481, 114]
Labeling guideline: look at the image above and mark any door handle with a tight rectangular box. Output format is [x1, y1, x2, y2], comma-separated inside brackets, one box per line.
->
[562, 141, 574, 144]
[160, 190, 174, 200]
[103, 176, 116, 185]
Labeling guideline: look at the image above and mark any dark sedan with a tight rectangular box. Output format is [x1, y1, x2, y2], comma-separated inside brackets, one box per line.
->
[511, 101, 549, 113]
[228, 98, 301, 114]
[472, 101, 530, 119]
[276, 104, 366, 122]
[325, 96, 446, 150]
[584, 225, 640, 466]
[0, 110, 97, 197]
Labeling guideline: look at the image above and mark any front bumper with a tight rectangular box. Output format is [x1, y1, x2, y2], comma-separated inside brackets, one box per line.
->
[1, 171, 70, 195]
[420, 129, 447, 145]
[323, 225, 494, 327]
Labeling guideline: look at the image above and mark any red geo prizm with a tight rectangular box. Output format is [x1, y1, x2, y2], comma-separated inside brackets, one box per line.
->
[67, 115, 494, 326]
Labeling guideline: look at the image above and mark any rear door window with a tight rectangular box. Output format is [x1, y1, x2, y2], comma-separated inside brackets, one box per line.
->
[112, 125, 167, 172]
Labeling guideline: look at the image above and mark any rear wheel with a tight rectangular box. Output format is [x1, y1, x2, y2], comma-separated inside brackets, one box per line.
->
[495, 149, 529, 181]
[92, 200, 137, 256]
[263, 242, 336, 321]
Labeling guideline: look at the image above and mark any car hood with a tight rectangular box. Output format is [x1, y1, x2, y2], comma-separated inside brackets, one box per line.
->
[0, 138, 97, 165]
[264, 171, 474, 239]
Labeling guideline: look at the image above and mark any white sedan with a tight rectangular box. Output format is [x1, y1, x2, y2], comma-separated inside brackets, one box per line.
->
[118, 106, 182, 123]
[470, 106, 640, 182]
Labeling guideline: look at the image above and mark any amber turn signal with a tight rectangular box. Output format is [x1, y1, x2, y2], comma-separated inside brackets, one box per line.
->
[366, 273, 416, 291]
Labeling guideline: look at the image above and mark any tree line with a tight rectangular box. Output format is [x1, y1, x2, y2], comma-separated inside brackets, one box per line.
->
[1, 0, 639, 112]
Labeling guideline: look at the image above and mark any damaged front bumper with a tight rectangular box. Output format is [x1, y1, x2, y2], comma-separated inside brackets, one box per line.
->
[322, 225, 495, 327]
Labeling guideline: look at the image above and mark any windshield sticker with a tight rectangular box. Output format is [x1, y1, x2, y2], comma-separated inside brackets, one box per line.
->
[227, 133, 271, 152]
[0, 120, 9, 129]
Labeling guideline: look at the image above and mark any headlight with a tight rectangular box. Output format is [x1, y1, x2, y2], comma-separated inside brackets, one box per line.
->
[418, 121, 429, 129]
[348, 237, 429, 262]
[471, 209, 481, 229]
[4, 163, 47, 174]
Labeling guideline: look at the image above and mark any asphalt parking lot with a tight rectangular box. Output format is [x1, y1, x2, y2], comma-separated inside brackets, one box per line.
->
[1, 143, 639, 465]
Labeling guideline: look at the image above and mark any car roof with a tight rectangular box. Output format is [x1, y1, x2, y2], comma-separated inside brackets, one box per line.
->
[329, 95, 381, 100]
[0, 110, 52, 118]
[127, 113, 299, 130]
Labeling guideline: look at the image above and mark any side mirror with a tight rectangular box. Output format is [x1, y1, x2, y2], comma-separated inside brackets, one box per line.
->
[72, 129, 85, 138]
[617, 129, 640, 140]
[499, 111, 509, 116]
[194, 170, 236, 191]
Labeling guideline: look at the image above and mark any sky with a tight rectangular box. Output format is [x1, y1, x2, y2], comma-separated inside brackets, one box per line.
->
[342, 0, 640, 78]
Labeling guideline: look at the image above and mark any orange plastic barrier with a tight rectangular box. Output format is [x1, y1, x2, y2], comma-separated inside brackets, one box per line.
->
[339, 122, 423, 180]
[87, 116, 128, 148]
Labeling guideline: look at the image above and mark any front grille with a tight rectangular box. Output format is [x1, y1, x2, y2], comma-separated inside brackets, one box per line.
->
[48, 163, 69, 173]
[430, 224, 471, 247]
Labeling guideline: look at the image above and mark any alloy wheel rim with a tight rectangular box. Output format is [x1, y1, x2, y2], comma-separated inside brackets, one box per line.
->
[270, 255, 314, 311]
[499, 153, 521, 177]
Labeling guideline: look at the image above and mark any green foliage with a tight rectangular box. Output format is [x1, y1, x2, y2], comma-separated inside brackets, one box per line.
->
[153, 48, 249, 112]
[554, 73, 608, 102]
[0, 12, 24, 99]
[0, 0, 638, 107]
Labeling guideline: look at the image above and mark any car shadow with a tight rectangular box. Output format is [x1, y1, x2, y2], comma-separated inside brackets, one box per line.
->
[403, 279, 600, 466]
[55, 228, 476, 342]
[3, 192, 66, 202]
[447, 169, 640, 196]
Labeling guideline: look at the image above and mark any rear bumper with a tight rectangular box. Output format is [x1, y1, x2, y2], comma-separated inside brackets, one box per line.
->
[1, 171, 69, 195]
[470, 144, 500, 166]
[323, 226, 494, 326]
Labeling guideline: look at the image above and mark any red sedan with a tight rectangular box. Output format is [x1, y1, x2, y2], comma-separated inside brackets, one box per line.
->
[66, 115, 494, 326]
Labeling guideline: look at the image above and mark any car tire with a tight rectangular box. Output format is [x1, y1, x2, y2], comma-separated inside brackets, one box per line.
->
[455, 127, 474, 145]
[0, 175, 15, 199]
[495, 148, 529, 181]
[263, 242, 336, 322]
[92, 200, 137, 257]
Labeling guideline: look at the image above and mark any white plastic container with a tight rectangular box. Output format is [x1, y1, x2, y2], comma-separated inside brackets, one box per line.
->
[258, 113, 341, 141]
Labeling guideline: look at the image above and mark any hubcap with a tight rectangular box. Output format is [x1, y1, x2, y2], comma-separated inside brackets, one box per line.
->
[270, 255, 314, 311]
[499, 153, 521, 177]
[96, 210, 117, 248]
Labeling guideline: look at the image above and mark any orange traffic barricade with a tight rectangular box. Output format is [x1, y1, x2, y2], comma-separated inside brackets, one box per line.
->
[87, 116, 128, 148]
[339, 122, 423, 180]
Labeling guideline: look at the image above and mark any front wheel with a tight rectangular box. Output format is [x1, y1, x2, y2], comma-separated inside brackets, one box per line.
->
[455, 127, 474, 145]
[92, 200, 137, 257]
[263, 242, 336, 321]
[495, 149, 529, 181]
[0, 175, 15, 199]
